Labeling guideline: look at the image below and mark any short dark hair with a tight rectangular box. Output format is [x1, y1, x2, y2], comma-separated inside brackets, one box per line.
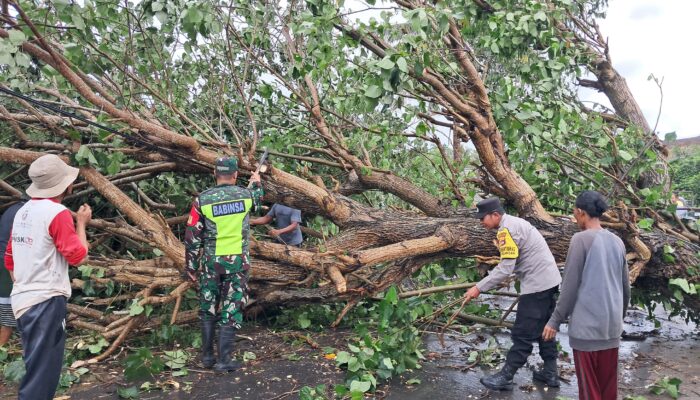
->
[575, 190, 608, 218]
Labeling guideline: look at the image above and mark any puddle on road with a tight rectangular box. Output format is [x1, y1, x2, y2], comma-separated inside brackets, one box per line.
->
[388, 302, 699, 400]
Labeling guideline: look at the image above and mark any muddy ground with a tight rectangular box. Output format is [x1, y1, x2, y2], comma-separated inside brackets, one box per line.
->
[1, 304, 698, 399]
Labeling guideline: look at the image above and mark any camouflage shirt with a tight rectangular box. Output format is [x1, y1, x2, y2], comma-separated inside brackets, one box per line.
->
[184, 182, 263, 274]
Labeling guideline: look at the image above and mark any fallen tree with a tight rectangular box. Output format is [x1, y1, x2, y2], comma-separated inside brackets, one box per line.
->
[0, 0, 697, 364]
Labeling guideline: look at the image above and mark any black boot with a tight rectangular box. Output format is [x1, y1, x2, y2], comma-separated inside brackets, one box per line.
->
[213, 326, 241, 372]
[480, 364, 517, 391]
[533, 358, 560, 387]
[200, 315, 216, 369]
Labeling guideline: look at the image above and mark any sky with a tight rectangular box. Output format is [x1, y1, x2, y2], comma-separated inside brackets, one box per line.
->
[584, 0, 700, 139]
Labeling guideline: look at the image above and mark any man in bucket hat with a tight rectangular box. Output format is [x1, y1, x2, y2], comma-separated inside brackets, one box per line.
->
[184, 156, 263, 372]
[4, 154, 92, 400]
[463, 197, 562, 391]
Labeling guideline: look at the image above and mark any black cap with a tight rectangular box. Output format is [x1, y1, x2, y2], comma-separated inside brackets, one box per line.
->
[474, 197, 505, 219]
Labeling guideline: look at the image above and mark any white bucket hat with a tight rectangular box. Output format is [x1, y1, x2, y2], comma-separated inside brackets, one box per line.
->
[26, 154, 80, 198]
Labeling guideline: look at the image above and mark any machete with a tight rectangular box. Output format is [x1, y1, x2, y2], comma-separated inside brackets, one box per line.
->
[248, 147, 269, 188]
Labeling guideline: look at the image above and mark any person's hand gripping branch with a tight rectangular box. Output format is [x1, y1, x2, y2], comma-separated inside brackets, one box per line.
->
[462, 285, 481, 305]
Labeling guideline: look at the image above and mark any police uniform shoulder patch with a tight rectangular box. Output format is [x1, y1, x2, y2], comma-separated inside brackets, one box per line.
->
[496, 228, 519, 259]
[187, 205, 199, 227]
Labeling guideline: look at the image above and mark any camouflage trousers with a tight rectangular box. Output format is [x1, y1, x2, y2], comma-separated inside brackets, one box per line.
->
[198, 255, 250, 328]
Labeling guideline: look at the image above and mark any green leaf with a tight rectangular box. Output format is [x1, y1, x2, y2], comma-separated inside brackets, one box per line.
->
[78, 264, 94, 278]
[413, 60, 424, 76]
[364, 85, 383, 99]
[107, 157, 121, 175]
[0, 51, 13, 66]
[299, 386, 315, 400]
[155, 11, 168, 24]
[117, 386, 139, 399]
[669, 278, 694, 294]
[669, 377, 683, 386]
[347, 356, 361, 372]
[650, 385, 665, 395]
[637, 218, 654, 231]
[88, 337, 109, 354]
[75, 145, 98, 166]
[335, 351, 351, 364]
[377, 57, 395, 70]
[243, 351, 257, 361]
[396, 57, 408, 73]
[382, 77, 393, 92]
[618, 150, 634, 161]
[349, 379, 371, 393]
[384, 286, 398, 304]
[8, 30, 26, 46]
[259, 84, 273, 99]
[72, 13, 86, 30]
[59, 371, 80, 388]
[14, 52, 30, 68]
[405, 378, 421, 385]
[3, 359, 26, 383]
[164, 350, 189, 369]
[129, 301, 145, 316]
[515, 110, 533, 120]
[124, 348, 163, 381]
[298, 312, 311, 329]
[667, 385, 679, 399]
[415, 121, 428, 136]
[381, 357, 393, 370]
[334, 384, 349, 396]
[185, 8, 203, 24]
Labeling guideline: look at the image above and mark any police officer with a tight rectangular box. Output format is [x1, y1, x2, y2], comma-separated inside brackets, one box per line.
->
[463, 197, 562, 390]
[184, 157, 263, 372]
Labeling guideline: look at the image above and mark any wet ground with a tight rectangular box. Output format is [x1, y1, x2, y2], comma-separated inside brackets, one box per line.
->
[1, 304, 698, 399]
[387, 307, 700, 399]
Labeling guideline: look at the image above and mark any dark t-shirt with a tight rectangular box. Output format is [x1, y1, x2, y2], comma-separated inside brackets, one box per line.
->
[0, 202, 25, 297]
[266, 204, 303, 245]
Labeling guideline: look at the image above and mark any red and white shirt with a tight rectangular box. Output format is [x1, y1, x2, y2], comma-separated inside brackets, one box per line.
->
[3, 198, 86, 318]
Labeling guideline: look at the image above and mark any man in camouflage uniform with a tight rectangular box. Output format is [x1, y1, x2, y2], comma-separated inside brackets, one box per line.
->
[184, 157, 263, 372]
